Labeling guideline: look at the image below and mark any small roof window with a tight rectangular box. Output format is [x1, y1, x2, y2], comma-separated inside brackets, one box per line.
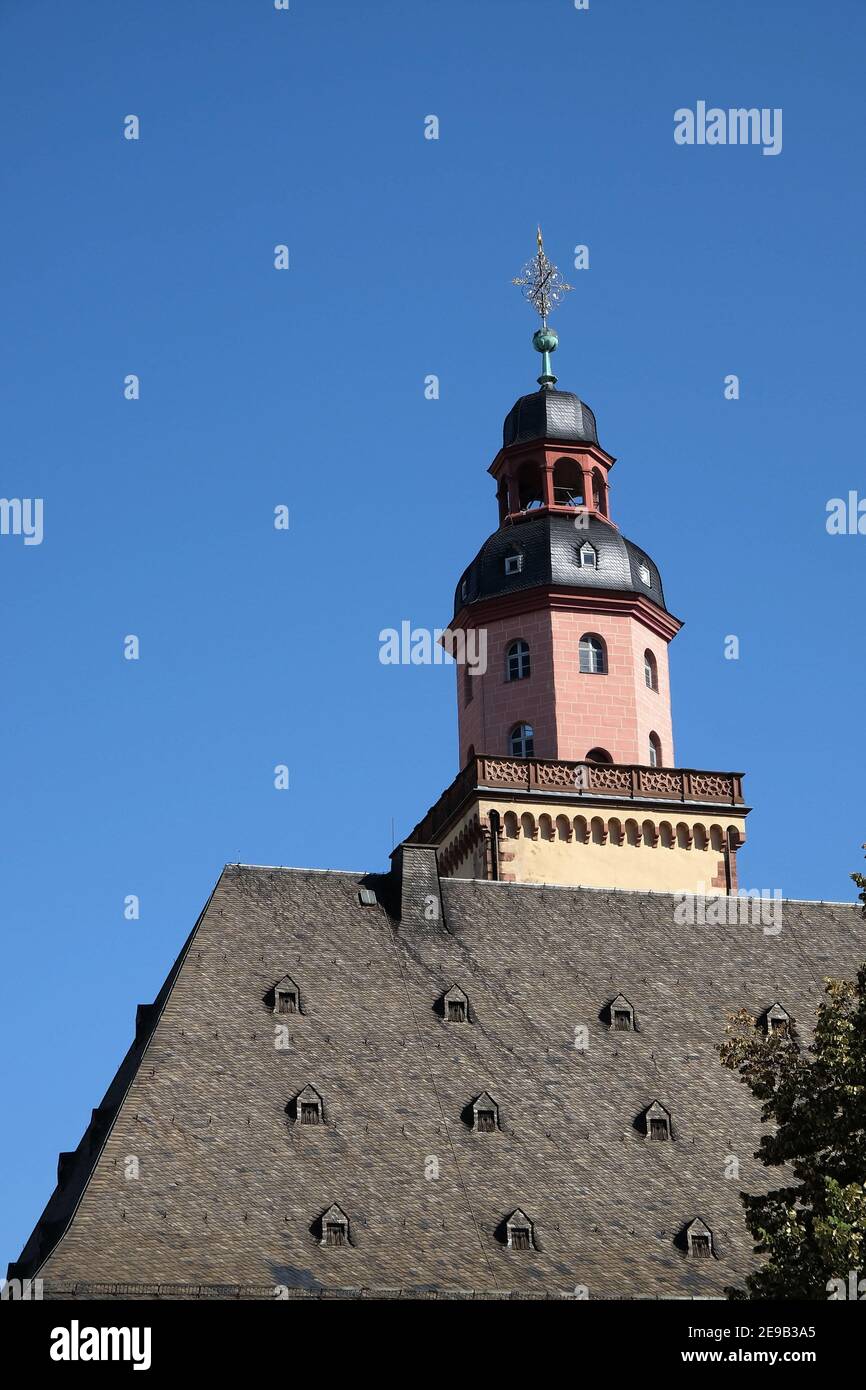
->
[505, 1209, 535, 1250]
[443, 985, 469, 1023]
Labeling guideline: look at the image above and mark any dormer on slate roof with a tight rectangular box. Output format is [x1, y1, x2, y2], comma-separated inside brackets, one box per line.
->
[472, 1092, 499, 1132]
[608, 994, 635, 1032]
[505, 1209, 535, 1250]
[273, 974, 300, 1016]
[685, 1218, 714, 1259]
[763, 1002, 791, 1035]
[644, 1100, 672, 1142]
[443, 984, 469, 1023]
[293, 1085, 324, 1126]
[319, 1204, 350, 1248]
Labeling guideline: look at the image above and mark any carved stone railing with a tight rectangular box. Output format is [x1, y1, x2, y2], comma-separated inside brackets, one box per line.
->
[407, 756, 744, 845]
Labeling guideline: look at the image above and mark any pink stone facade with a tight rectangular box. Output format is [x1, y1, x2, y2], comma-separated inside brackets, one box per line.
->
[457, 606, 675, 769]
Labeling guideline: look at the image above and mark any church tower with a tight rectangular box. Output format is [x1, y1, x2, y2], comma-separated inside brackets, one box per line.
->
[410, 232, 749, 893]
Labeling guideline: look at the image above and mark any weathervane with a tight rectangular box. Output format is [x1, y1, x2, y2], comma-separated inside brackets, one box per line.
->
[512, 227, 573, 390]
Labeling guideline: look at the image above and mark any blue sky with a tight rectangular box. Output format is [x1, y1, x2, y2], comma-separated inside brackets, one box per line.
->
[1, 0, 864, 1267]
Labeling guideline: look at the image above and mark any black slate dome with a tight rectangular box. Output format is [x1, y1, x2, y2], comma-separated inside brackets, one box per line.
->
[454, 513, 668, 619]
[503, 388, 599, 449]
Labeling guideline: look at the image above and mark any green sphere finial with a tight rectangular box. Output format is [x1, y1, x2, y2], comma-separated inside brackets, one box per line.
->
[532, 326, 558, 390]
[533, 326, 558, 355]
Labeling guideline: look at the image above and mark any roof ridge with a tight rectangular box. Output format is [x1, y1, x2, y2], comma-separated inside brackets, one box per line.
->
[443, 877, 858, 906]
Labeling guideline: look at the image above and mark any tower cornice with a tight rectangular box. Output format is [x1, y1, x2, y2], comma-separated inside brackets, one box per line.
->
[488, 436, 616, 480]
[451, 585, 684, 643]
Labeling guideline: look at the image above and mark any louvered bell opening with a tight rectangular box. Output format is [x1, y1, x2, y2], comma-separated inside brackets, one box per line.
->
[325, 1223, 346, 1247]
[476, 1110, 495, 1133]
[511, 1229, 530, 1251]
[300, 1103, 320, 1125]
[691, 1235, 711, 1258]
[613, 1009, 632, 1031]
[650, 1118, 669, 1141]
[447, 1002, 466, 1022]
[277, 991, 297, 1015]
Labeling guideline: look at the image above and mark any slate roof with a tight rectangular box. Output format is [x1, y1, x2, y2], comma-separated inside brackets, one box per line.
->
[454, 513, 669, 618]
[503, 389, 599, 448]
[10, 855, 864, 1300]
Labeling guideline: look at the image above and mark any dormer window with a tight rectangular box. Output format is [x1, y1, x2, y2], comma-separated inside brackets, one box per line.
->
[294, 1085, 324, 1126]
[472, 1092, 499, 1132]
[504, 552, 523, 576]
[609, 994, 634, 1031]
[505, 1209, 535, 1250]
[764, 1003, 791, 1036]
[685, 1219, 713, 1259]
[320, 1204, 350, 1248]
[638, 560, 652, 586]
[273, 974, 300, 1015]
[443, 985, 469, 1023]
[579, 542, 597, 569]
[460, 577, 469, 602]
[645, 1100, 672, 1142]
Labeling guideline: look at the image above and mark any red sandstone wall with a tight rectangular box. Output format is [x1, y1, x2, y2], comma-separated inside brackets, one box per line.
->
[456, 610, 674, 767]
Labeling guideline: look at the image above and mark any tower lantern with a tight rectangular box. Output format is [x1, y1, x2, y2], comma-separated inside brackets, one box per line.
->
[410, 232, 749, 894]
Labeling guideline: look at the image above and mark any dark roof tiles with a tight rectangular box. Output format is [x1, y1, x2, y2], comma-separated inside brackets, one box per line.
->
[455, 513, 668, 617]
[12, 862, 864, 1299]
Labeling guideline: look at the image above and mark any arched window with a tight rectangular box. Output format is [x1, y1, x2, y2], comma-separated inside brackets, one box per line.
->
[509, 723, 534, 757]
[552, 457, 584, 507]
[585, 747, 612, 763]
[496, 480, 509, 523]
[649, 732, 662, 767]
[579, 634, 607, 674]
[464, 663, 474, 704]
[644, 649, 658, 690]
[516, 460, 543, 511]
[592, 469, 607, 516]
[506, 639, 531, 681]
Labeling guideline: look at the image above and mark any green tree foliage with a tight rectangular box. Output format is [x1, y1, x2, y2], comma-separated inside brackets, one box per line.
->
[718, 850, 866, 1298]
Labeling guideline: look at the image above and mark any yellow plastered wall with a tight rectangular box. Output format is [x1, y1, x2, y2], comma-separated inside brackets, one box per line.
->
[437, 797, 747, 894]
